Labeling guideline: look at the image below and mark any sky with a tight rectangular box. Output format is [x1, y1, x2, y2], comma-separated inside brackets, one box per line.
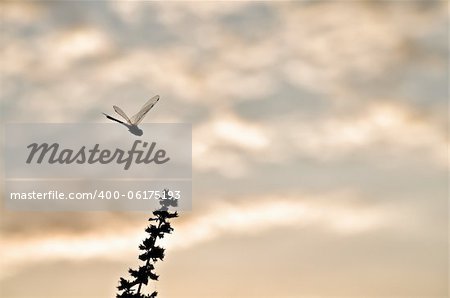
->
[0, 1, 448, 297]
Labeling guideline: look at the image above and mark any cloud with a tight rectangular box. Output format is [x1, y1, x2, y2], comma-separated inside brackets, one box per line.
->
[52, 28, 112, 64]
[191, 101, 446, 178]
[0, 192, 390, 280]
[287, 102, 447, 165]
[1, 1, 43, 25]
[193, 112, 270, 177]
[0, 2, 447, 295]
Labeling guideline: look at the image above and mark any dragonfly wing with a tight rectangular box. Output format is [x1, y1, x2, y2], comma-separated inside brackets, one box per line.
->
[113, 105, 132, 124]
[131, 95, 160, 125]
[103, 113, 125, 125]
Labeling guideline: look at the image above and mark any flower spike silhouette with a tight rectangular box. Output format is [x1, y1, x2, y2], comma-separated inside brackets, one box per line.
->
[116, 190, 178, 298]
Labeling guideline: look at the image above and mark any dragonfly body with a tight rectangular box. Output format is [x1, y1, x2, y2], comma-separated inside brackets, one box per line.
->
[103, 95, 160, 136]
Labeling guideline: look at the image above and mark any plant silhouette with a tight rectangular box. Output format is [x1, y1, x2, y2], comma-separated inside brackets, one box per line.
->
[117, 190, 178, 298]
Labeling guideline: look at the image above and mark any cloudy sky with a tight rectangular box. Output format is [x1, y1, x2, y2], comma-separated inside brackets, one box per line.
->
[0, 1, 448, 297]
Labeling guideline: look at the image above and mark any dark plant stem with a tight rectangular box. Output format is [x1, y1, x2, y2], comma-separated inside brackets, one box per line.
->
[136, 219, 163, 295]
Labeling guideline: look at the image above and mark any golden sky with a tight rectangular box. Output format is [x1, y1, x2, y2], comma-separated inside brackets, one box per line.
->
[0, 1, 448, 297]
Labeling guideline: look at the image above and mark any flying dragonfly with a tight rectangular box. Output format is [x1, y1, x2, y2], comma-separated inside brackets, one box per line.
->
[103, 95, 160, 136]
